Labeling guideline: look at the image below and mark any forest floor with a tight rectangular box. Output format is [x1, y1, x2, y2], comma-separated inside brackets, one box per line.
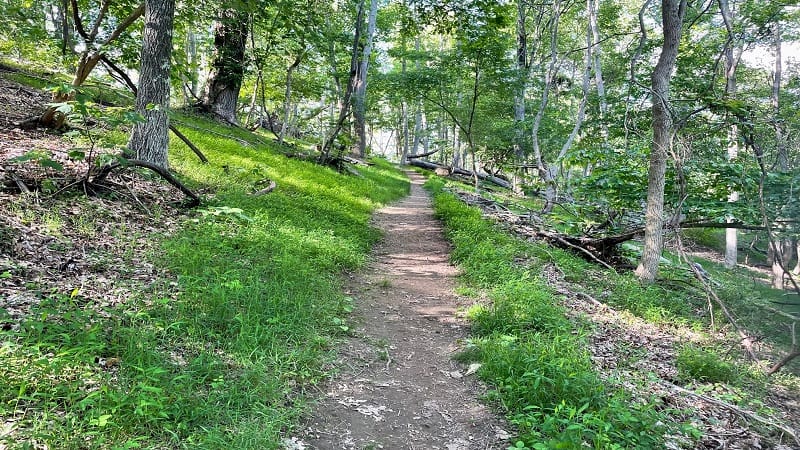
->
[2, 72, 799, 449]
[291, 171, 510, 450]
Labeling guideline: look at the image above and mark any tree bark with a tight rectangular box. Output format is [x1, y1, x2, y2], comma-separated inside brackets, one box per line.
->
[531, 0, 561, 213]
[279, 51, 305, 144]
[635, 0, 687, 283]
[203, 8, 249, 125]
[512, 0, 528, 194]
[128, 0, 175, 169]
[320, 0, 365, 163]
[353, 0, 379, 157]
[720, 0, 741, 269]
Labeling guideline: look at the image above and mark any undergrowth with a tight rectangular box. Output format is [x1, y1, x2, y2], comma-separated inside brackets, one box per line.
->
[427, 178, 674, 449]
[427, 174, 800, 447]
[0, 109, 409, 448]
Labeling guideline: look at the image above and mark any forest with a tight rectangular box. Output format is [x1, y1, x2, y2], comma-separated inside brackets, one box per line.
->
[1, 0, 799, 448]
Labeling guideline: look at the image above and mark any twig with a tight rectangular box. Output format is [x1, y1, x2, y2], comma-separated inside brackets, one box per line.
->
[675, 233, 759, 361]
[663, 381, 800, 446]
[6, 168, 31, 193]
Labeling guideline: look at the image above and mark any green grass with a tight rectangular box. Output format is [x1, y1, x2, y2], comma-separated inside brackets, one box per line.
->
[427, 174, 800, 447]
[0, 106, 408, 448]
[427, 178, 670, 449]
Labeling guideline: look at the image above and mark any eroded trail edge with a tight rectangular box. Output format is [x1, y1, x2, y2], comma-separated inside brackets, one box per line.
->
[295, 171, 509, 450]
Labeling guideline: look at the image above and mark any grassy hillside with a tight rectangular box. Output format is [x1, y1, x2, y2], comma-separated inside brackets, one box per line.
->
[0, 84, 409, 448]
[425, 175, 800, 449]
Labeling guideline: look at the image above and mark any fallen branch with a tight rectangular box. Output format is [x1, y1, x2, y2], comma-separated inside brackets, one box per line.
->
[406, 148, 440, 159]
[168, 125, 209, 163]
[5, 168, 31, 193]
[547, 232, 615, 271]
[93, 159, 200, 207]
[767, 322, 799, 376]
[664, 381, 800, 446]
[408, 159, 512, 189]
[676, 234, 759, 361]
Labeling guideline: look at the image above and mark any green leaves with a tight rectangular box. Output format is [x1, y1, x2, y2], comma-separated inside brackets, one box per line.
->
[10, 149, 64, 171]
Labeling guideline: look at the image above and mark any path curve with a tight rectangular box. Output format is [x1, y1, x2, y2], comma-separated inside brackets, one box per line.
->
[296, 171, 509, 449]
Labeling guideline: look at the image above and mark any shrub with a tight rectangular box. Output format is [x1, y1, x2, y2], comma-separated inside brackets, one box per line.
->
[676, 344, 739, 384]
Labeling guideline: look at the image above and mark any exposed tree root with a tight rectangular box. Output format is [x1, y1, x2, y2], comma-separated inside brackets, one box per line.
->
[94, 159, 200, 207]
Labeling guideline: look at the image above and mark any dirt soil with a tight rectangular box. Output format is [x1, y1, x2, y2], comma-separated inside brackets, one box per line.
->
[292, 172, 510, 450]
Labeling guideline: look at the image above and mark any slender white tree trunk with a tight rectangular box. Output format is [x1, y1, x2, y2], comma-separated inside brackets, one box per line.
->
[720, 0, 741, 268]
[531, 0, 561, 213]
[353, 0, 379, 157]
[512, 0, 527, 193]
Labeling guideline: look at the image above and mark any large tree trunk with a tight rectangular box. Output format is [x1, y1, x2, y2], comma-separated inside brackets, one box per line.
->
[353, 0, 378, 158]
[635, 0, 687, 283]
[203, 8, 248, 125]
[128, 0, 175, 169]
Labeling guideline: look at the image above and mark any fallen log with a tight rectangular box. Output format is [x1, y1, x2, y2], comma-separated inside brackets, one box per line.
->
[408, 159, 512, 190]
[406, 148, 440, 159]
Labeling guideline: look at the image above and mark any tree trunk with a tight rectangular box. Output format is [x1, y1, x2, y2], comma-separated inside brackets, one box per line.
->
[128, 0, 175, 169]
[588, 0, 609, 148]
[321, 0, 365, 162]
[353, 0, 378, 157]
[531, 0, 561, 213]
[40, 1, 144, 128]
[771, 239, 794, 289]
[793, 240, 800, 275]
[59, 0, 72, 55]
[772, 23, 788, 172]
[720, 0, 741, 269]
[512, 0, 527, 194]
[279, 52, 304, 143]
[203, 8, 248, 125]
[635, 0, 687, 283]
[187, 29, 198, 98]
[556, 5, 592, 165]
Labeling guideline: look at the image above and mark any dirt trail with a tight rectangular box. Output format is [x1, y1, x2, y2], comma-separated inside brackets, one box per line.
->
[294, 171, 508, 450]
